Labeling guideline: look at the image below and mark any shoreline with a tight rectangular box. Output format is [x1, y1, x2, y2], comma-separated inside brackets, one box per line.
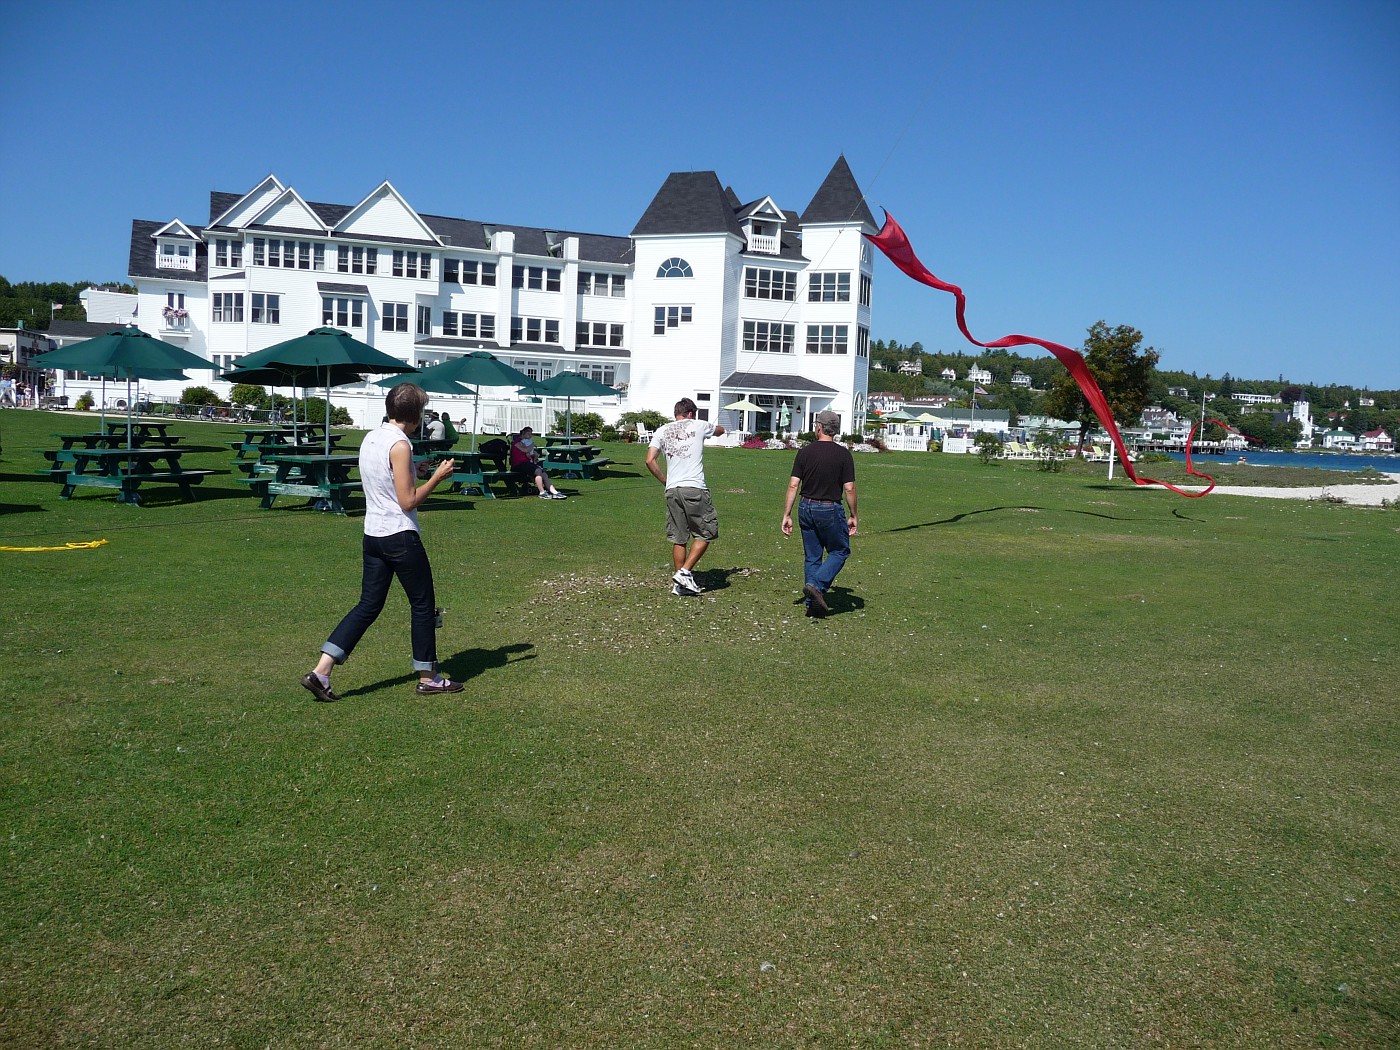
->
[1207, 472, 1400, 506]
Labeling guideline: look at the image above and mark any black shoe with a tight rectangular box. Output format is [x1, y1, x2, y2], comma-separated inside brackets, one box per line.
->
[301, 672, 340, 703]
[416, 676, 464, 695]
[803, 584, 828, 617]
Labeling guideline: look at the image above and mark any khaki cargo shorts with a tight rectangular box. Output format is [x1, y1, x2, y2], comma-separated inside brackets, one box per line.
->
[664, 486, 719, 544]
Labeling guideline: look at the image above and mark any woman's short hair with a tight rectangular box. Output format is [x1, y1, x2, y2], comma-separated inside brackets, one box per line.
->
[384, 383, 429, 425]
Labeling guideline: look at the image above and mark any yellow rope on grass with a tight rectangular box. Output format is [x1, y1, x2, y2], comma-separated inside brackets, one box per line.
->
[0, 539, 109, 553]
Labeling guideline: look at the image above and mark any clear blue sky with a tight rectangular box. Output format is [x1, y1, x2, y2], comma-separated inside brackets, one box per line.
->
[2, 0, 1395, 389]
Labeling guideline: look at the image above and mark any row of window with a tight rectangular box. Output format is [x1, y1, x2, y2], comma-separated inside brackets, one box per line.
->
[208, 246, 868, 310]
[742, 266, 872, 305]
[207, 296, 862, 356]
[212, 292, 282, 324]
[742, 320, 870, 357]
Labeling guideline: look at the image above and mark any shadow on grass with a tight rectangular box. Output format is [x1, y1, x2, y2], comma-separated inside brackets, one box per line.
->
[693, 566, 750, 592]
[0, 501, 47, 516]
[883, 504, 1145, 532]
[789, 585, 865, 617]
[338, 643, 537, 699]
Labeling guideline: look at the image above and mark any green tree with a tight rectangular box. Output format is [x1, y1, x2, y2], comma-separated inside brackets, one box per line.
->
[179, 385, 222, 406]
[229, 384, 269, 408]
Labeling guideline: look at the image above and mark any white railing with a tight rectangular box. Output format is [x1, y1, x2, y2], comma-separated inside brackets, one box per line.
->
[156, 254, 197, 271]
[746, 233, 779, 254]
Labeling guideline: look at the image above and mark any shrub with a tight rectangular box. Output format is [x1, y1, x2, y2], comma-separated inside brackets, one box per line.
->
[841, 432, 864, 444]
[755, 431, 774, 442]
[797, 431, 816, 444]
[599, 427, 620, 442]
[555, 410, 604, 436]
[620, 409, 668, 432]
[974, 432, 1003, 464]
[179, 385, 222, 406]
[229, 383, 269, 409]
[75, 391, 94, 411]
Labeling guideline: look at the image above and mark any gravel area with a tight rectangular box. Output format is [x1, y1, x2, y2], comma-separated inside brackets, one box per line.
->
[1208, 473, 1400, 506]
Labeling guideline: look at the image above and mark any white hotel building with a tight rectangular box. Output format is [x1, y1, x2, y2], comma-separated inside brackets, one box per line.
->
[124, 157, 875, 433]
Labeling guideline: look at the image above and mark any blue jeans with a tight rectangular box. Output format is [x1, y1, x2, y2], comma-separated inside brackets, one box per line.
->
[799, 499, 850, 596]
[323, 530, 438, 672]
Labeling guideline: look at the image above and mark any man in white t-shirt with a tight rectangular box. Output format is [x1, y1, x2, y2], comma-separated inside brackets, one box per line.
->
[646, 397, 725, 596]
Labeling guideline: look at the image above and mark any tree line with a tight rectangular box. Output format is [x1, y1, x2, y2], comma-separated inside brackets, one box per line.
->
[0, 277, 135, 330]
[871, 329, 1399, 447]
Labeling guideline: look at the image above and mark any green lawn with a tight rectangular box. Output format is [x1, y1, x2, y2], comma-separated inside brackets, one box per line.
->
[2, 408, 1397, 1047]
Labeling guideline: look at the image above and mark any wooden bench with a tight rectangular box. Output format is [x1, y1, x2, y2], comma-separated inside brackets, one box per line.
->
[580, 456, 614, 479]
[59, 469, 216, 504]
[245, 477, 364, 514]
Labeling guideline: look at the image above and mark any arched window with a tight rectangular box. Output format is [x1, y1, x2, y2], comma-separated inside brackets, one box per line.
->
[656, 257, 693, 278]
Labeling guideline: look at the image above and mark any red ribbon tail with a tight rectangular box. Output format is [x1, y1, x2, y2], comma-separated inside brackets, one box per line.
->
[866, 210, 1214, 497]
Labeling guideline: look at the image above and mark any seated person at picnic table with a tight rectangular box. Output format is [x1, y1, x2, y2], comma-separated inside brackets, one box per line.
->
[425, 410, 446, 441]
[510, 427, 567, 499]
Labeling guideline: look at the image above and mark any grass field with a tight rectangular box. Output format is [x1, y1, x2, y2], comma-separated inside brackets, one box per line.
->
[2, 408, 1397, 1047]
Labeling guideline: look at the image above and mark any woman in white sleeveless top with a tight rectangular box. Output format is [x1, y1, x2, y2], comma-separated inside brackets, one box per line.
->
[301, 384, 461, 701]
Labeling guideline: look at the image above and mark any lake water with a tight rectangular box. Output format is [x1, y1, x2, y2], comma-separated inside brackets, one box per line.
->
[1167, 450, 1400, 474]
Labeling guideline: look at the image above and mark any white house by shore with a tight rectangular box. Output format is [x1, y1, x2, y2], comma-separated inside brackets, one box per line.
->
[47, 159, 877, 433]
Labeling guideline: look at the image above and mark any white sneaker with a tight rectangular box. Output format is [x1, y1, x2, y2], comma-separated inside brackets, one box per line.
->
[549, 491, 568, 499]
[672, 569, 702, 595]
[538, 492, 552, 499]
[670, 583, 696, 597]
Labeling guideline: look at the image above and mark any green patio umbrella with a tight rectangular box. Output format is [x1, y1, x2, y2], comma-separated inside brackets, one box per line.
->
[32, 325, 213, 452]
[224, 363, 368, 435]
[535, 371, 621, 442]
[374, 371, 477, 396]
[880, 409, 914, 422]
[227, 327, 417, 454]
[408, 352, 538, 450]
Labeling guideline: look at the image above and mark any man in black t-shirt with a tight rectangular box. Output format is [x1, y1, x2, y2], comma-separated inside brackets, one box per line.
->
[781, 410, 858, 617]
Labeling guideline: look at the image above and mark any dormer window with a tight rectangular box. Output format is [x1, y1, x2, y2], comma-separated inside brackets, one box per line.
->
[157, 240, 195, 271]
[744, 221, 780, 255]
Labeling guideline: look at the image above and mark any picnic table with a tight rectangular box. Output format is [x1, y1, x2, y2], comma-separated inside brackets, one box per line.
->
[54, 429, 183, 450]
[542, 443, 613, 479]
[243, 453, 362, 514]
[38, 446, 215, 505]
[415, 450, 493, 498]
[104, 421, 179, 445]
[228, 427, 343, 459]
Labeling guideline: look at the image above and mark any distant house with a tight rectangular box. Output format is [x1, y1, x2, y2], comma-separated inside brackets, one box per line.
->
[939, 367, 956, 381]
[1360, 428, 1393, 451]
[1359, 396, 1375, 408]
[897, 360, 923, 375]
[908, 394, 956, 410]
[1167, 385, 1189, 397]
[1230, 392, 1279, 405]
[1010, 370, 1031, 387]
[868, 391, 904, 413]
[1141, 405, 1179, 429]
[965, 365, 991, 384]
[1322, 429, 1358, 450]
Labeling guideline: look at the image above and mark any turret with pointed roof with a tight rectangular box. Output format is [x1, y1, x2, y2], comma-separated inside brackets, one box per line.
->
[801, 154, 876, 229]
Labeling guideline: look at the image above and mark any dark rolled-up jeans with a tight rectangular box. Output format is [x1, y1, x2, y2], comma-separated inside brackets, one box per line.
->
[323, 529, 437, 672]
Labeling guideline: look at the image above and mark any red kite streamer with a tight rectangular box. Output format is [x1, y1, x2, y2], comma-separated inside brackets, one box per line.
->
[866, 210, 1214, 497]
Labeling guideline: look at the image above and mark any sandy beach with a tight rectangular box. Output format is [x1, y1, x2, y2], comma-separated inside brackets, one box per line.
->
[1207, 472, 1400, 506]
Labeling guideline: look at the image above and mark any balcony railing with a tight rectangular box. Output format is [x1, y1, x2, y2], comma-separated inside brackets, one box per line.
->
[156, 253, 196, 271]
[745, 233, 779, 255]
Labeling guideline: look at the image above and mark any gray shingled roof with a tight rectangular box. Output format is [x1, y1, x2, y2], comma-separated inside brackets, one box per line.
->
[800, 155, 876, 228]
[46, 319, 122, 341]
[129, 220, 208, 283]
[720, 371, 837, 393]
[631, 171, 745, 238]
[317, 282, 370, 296]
